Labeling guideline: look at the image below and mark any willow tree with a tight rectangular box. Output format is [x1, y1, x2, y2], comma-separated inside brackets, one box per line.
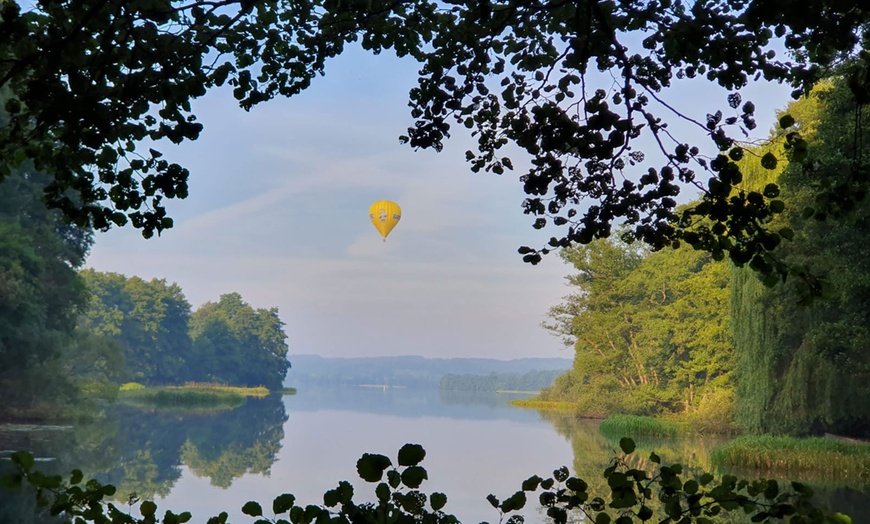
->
[733, 78, 870, 437]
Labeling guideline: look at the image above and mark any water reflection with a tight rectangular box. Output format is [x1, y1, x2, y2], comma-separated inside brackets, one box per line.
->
[99, 395, 287, 498]
[2, 389, 867, 522]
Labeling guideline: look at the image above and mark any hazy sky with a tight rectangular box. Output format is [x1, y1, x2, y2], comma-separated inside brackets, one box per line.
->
[85, 44, 792, 360]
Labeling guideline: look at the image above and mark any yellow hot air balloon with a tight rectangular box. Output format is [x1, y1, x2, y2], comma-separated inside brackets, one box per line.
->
[369, 200, 402, 241]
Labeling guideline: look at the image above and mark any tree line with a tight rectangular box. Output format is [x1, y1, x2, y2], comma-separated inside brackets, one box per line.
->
[79, 273, 290, 390]
[439, 370, 564, 392]
[0, 158, 290, 414]
[540, 76, 870, 437]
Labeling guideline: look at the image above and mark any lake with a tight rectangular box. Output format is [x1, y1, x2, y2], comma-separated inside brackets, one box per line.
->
[1, 387, 867, 523]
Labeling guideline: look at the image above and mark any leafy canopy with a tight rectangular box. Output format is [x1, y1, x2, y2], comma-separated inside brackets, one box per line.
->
[1, 0, 869, 275]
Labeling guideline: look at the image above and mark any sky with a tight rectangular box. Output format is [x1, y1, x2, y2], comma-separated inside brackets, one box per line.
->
[84, 43, 793, 360]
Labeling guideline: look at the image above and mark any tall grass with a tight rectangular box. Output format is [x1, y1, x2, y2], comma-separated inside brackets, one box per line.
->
[117, 384, 259, 411]
[177, 382, 270, 398]
[599, 414, 682, 439]
[119, 389, 244, 410]
[711, 435, 870, 481]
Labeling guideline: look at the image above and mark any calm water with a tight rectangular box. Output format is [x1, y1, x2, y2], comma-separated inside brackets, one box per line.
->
[1, 387, 867, 523]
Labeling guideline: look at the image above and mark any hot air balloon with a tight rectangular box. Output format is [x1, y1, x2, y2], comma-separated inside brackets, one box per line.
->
[369, 200, 401, 241]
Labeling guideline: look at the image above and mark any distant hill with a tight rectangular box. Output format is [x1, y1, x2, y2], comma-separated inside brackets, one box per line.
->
[284, 355, 572, 389]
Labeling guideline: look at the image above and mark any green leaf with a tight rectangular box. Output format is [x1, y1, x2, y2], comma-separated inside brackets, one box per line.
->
[273, 494, 295, 515]
[565, 477, 587, 492]
[430, 492, 447, 511]
[242, 501, 263, 517]
[400, 466, 428, 489]
[323, 488, 341, 507]
[387, 470, 401, 488]
[397, 444, 426, 466]
[595, 513, 611, 524]
[763, 480, 779, 499]
[375, 482, 390, 503]
[487, 494, 500, 508]
[356, 453, 392, 482]
[11, 451, 34, 472]
[141, 501, 157, 517]
[68, 469, 83, 486]
[760, 152, 778, 170]
[700, 473, 714, 486]
[649, 452, 660, 464]
[619, 437, 636, 454]
[501, 491, 527, 512]
[554, 466, 569, 482]
[521, 475, 542, 491]
[763, 183, 780, 197]
[207, 512, 228, 524]
[779, 114, 795, 129]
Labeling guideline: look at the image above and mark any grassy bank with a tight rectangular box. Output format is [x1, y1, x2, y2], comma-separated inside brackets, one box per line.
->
[599, 414, 683, 439]
[508, 399, 585, 413]
[117, 383, 269, 411]
[711, 435, 870, 481]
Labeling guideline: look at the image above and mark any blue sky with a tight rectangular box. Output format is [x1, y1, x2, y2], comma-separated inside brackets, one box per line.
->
[85, 44, 793, 359]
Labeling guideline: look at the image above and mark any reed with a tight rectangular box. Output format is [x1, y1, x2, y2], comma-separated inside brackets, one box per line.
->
[117, 382, 271, 410]
[599, 414, 683, 439]
[711, 435, 870, 481]
[178, 382, 270, 397]
[118, 386, 246, 411]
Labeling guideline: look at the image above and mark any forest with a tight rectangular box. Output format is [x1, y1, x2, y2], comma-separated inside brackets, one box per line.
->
[538, 76, 870, 438]
[0, 158, 290, 417]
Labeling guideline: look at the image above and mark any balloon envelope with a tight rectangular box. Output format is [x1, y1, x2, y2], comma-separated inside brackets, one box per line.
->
[369, 200, 402, 240]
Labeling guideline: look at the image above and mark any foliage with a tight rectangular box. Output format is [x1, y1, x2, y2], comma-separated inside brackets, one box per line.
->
[732, 77, 870, 437]
[3, 440, 852, 523]
[0, 158, 96, 412]
[711, 436, 870, 484]
[541, 234, 732, 418]
[599, 415, 682, 440]
[93, 394, 287, 500]
[79, 275, 289, 389]
[439, 370, 562, 392]
[188, 293, 290, 390]
[1, 1, 869, 283]
[79, 270, 193, 385]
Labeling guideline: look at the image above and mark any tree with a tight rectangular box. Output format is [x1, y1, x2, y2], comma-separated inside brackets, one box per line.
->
[732, 77, 870, 437]
[189, 292, 290, 389]
[0, 163, 94, 409]
[79, 270, 193, 385]
[542, 234, 732, 417]
[1, 1, 869, 280]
